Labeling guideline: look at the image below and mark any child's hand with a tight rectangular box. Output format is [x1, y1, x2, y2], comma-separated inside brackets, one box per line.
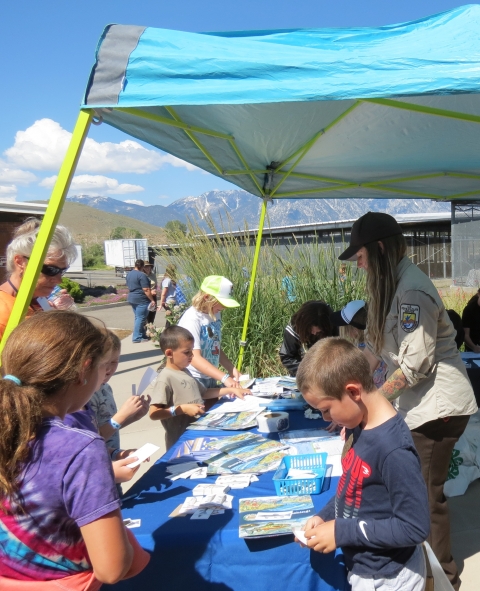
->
[224, 388, 252, 400]
[295, 516, 324, 546]
[112, 456, 140, 483]
[132, 395, 151, 421]
[181, 403, 205, 417]
[116, 396, 149, 424]
[305, 520, 336, 554]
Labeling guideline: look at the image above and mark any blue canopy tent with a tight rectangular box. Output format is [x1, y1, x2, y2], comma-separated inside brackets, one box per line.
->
[3, 4, 480, 365]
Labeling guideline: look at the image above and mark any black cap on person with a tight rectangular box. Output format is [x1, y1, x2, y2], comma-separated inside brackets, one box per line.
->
[339, 212, 403, 261]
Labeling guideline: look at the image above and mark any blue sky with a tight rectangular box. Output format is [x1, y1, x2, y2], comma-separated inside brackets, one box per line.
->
[0, 0, 470, 206]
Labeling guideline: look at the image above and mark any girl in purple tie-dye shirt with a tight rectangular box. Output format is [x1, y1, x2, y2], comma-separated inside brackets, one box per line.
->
[0, 312, 149, 588]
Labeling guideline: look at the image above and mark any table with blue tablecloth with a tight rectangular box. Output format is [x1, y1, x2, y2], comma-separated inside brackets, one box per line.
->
[107, 408, 349, 591]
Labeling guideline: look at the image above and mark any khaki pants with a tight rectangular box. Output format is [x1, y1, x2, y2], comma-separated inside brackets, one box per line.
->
[411, 415, 470, 591]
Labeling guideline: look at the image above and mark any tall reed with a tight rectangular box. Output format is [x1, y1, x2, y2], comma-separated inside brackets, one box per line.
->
[154, 215, 366, 377]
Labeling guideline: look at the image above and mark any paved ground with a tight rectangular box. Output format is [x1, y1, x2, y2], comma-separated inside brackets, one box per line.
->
[88, 304, 480, 590]
[78, 303, 134, 330]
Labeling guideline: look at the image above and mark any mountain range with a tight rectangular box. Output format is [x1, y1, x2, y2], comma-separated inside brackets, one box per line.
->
[67, 190, 450, 231]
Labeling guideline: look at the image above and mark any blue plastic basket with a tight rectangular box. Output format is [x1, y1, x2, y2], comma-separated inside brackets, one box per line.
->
[273, 453, 328, 496]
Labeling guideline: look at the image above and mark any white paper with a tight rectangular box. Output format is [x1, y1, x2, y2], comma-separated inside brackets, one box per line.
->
[169, 467, 201, 481]
[128, 443, 160, 468]
[293, 529, 308, 545]
[191, 509, 213, 520]
[189, 467, 208, 479]
[329, 455, 343, 477]
[137, 367, 158, 396]
[192, 484, 230, 496]
[124, 518, 141, 529]
[254, 511, 292, 520]
[207, 396, 263, 414]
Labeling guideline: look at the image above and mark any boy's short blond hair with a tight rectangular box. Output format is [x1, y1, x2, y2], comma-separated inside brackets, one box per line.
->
[296, 337, 375, 400]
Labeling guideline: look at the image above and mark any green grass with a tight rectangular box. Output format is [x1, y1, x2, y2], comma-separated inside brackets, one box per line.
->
[155, 217, 366, 377]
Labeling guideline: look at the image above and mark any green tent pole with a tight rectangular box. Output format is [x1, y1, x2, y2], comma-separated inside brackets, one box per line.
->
[0, 109, 93, 357]
[237, 198, 268, 372]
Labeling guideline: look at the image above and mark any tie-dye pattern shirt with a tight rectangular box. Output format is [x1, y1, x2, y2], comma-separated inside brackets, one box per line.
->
[0, 417, 120, 581]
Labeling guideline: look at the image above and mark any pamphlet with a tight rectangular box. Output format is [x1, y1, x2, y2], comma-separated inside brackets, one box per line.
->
[186, 411, 262, 431]
[239, 495, 316, 538]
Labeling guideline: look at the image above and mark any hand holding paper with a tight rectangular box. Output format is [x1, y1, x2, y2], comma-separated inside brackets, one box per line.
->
[128, 443, 161, 468]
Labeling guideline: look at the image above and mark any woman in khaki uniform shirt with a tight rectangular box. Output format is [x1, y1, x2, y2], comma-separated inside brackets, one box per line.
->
[340, 211, 477, 591]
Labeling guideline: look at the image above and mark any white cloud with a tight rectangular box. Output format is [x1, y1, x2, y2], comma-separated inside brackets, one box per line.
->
[39, 174, 144, 195]
[124, 199, 145, 206]
[0, 185, 17, 201]
[5, 119, 201, 174]
[157, 194, 171, 200]
[0, 159, 37, 185]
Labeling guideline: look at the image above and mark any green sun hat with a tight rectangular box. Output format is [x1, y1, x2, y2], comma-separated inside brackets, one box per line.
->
[200, 276, 240, 308]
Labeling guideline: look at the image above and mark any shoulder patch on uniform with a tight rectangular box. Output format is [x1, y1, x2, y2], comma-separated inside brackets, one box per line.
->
[400, 304, 420, 333]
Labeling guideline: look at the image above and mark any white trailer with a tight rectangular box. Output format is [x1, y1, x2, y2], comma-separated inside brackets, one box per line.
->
[104, 239, 149, 276]
[68, 245, 83, 272]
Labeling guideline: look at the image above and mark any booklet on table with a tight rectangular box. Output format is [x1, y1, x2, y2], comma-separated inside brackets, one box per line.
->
[239, 495, 316, 538]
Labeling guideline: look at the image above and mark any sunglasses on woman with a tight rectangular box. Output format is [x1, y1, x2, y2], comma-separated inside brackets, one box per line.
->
[24, 257, 69, 277]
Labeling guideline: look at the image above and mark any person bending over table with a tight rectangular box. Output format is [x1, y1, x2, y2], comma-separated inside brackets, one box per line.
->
[279, 300, 337, 377]
[177, 275, 241, 389]
[150, 325, 251, 450]
[462, 288, 480, 352]
[331, 299, 387, 388]
[339, 211, 477, 590]
[0, 218, 77, 339]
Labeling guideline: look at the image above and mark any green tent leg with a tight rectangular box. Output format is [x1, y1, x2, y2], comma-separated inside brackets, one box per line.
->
[237, 198, 268, 372]
[0, 109, 92, 357]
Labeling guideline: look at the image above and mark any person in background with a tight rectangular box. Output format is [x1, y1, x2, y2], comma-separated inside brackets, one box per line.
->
[126, 259, 154, 343]
[461, 289, 480, 352]
[296, 338, 429, 591]
[279, 300, 337, 377]
[0, 311, 149, 587]
[150, 326, 251, 449]
[157, 264, 178, 312]
[447, 309, 465, 350]
[281, 265, 297, 303]
[331, 300, 387, 388]
[178, 275, 241, 389]
[339, 211, 477, 589]
[0, 218, 77, 339]
[143, 262, 158, 324]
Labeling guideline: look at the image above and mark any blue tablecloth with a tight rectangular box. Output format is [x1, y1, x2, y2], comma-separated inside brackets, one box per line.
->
[107, 408, 349, 591]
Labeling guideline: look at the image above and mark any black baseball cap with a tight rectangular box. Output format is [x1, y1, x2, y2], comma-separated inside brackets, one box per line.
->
[339, 212, 403, 261]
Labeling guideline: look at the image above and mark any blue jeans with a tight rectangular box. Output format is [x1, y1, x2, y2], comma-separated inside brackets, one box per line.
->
[131, 302, 149, 341]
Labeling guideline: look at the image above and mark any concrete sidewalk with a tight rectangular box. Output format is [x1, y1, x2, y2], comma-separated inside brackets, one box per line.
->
[106, 319, 480, 590]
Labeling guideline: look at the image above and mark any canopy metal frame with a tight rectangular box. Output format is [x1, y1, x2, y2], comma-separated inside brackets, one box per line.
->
[2, 97, 480, 366]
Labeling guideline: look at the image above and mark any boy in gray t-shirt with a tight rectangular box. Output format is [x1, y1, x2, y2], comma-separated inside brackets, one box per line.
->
[150, 326, 251, 450]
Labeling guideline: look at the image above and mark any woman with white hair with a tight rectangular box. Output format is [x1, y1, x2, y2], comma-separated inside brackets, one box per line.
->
[0, 218, 78, 339]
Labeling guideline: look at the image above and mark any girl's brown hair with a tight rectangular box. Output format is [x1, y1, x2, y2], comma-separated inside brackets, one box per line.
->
[364, 233, 407, 353]
[0, 311, 107, 507]
[291, 300, 337, 346]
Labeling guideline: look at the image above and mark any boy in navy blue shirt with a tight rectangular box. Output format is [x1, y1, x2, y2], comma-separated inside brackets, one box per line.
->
[296, 337, 430, 591]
